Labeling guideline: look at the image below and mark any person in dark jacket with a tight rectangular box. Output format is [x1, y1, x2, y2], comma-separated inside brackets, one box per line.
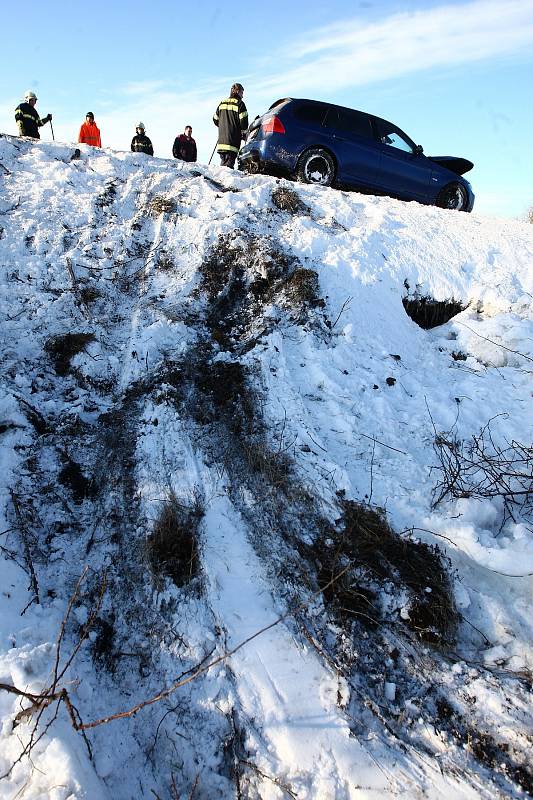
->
[172, 126, 197, 162]
[15, 91, 52, 139]
[131, 122, 154, 155]
[213, 83, 248, 168]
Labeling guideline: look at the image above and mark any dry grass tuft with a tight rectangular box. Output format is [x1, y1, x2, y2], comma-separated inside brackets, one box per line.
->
[150, 196, 177, 216]
[280, 268, 324, 308]
[241, 439, 293, 490]
[146, 494, 203, 589]
[156, 254, 176, 272]
[271, 186, 309, 215]
[313, 500, 458, 645]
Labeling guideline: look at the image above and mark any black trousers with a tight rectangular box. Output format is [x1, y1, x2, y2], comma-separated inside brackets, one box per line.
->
[219, 151, 237, 169]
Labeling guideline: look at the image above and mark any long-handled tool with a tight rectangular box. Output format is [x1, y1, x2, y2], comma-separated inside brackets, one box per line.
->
[49, 119, 55, 141]
[208, 142, 217, 165]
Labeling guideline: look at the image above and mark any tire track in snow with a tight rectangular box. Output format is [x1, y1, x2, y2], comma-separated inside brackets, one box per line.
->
[201, 484, 395, 799]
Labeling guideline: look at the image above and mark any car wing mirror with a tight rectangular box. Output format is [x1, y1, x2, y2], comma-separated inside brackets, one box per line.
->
[414, 144, 424, 155]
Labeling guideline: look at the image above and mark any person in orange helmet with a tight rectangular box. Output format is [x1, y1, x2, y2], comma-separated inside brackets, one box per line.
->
[78, 112, 101, 147]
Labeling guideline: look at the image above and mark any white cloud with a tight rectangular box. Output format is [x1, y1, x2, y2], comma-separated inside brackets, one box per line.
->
[260, 0, 533, 97]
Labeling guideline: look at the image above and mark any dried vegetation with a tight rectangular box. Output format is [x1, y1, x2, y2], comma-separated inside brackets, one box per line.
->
[146, 494, 204, 589]
[271, 185, 309, 215]
[149, 196, 177, 216]
[44, 332, 95, 376]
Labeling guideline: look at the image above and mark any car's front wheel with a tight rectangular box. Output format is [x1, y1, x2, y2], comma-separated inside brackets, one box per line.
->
[296, 148, 335, 186]
[436, 183, 468, 211]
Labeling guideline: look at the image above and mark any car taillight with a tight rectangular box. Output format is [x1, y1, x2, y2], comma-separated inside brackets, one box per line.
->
[262, 116, 285, 134]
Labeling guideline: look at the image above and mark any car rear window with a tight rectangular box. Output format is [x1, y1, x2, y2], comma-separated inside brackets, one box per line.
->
[293, 103, 329, 125]
[325, 107, 373, 139]
[268, 98, 291, 111]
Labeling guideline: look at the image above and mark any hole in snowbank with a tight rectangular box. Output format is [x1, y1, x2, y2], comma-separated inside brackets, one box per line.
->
[402, 296, 466, 329]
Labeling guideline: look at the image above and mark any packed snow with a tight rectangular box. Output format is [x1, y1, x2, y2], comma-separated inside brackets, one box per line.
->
[0, 134, 532, 799]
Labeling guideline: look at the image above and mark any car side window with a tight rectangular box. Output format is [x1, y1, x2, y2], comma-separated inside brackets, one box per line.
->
[376, 121, 414, 153]
[293, 103, 328, 126]
[326, 108, 373, 139]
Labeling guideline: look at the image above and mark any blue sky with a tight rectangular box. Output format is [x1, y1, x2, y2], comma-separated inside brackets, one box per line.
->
[1, 0, 532, 218]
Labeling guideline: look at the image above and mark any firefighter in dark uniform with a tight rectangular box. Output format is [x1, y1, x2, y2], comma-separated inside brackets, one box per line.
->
[130, 122, 154, 155]
[213, 83, 248, 169]
[15, 91, 52, 139]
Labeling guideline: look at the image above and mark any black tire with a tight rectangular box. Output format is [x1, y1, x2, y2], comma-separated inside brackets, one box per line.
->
[436, 183, 468, 211]
[296, 148, 335, 186]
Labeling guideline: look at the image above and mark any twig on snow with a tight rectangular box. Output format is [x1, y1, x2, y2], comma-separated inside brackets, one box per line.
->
[405, 526, 533, 578]
[9, 490, 39, 606]
[357, 431, 408, 456]
[240, 759, 297, 798]
[456, 321, 533, 363]
[72, 562, 353, 730]
[330, 296, 353, 330]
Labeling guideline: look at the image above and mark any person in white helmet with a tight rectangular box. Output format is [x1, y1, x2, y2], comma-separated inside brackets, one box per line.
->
[131, 122, 153, 156]
[15, 91, 52, 139]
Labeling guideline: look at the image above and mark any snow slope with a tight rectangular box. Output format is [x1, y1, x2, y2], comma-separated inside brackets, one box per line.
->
[0, 134, 532, 799]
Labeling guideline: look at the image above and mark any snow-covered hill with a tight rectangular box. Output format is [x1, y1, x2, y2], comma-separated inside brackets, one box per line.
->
[0, 135, 532, 800]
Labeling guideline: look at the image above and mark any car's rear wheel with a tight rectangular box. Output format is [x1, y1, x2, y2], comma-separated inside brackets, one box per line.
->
[436, 183, 468, 211]
[296, 148, 335, 186]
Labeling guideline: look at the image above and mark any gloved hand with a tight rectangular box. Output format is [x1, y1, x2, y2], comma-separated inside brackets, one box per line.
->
[46, 114, 52, 122]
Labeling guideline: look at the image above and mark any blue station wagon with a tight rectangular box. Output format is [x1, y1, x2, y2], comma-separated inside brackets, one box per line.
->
[238, 98, 475, 212]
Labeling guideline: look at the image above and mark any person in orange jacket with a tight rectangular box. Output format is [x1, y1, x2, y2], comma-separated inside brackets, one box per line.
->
[78, 112, 101, 147]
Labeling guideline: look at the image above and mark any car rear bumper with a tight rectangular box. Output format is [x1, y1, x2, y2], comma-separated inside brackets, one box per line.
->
[238, 137, 299, 176]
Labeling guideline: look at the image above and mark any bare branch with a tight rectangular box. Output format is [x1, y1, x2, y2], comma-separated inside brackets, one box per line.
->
[431, 416, 532, 527]
[75, 562, 353, 730]
[9, 490, 39, 605]
[456, 321, 533, 363]
[330, 296, 353, 329]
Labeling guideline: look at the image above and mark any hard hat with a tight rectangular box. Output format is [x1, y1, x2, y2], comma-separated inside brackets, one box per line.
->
[136, 122, 145, 130]
[25, 90, 37, 101]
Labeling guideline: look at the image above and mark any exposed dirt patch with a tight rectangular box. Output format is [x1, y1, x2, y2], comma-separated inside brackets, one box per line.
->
[279, 268, 325, 309]
[78, 286, 101, 305]
[91, 616, 116, 671]
[44, 332, 95, 376]
[58, 457, 95, 504]
[199, 233, 328, 353]
[435, 697, 533, 795]
[156, 253, 176, 272]
[198, 233, 241, 301]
